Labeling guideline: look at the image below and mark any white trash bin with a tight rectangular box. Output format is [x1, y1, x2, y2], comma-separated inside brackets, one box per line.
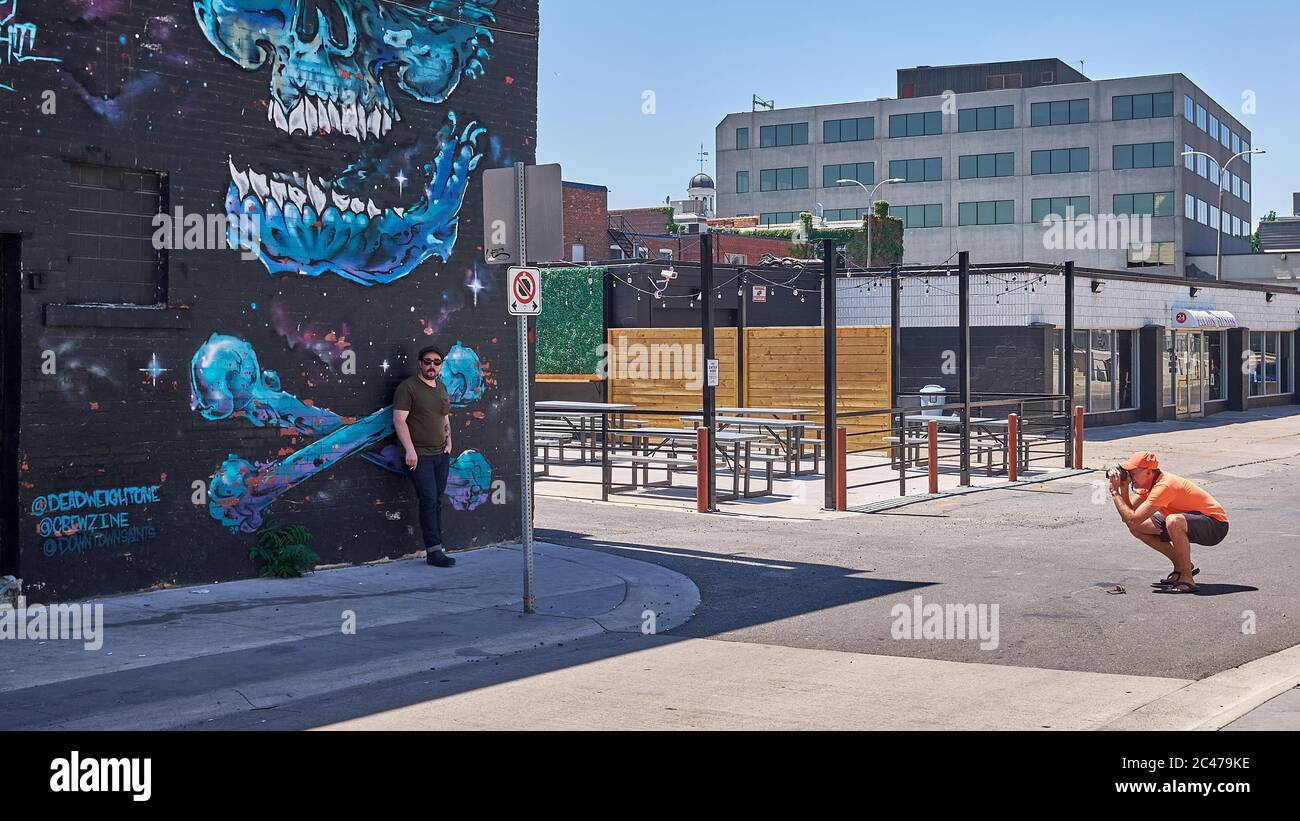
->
[919, 384, 947, 417]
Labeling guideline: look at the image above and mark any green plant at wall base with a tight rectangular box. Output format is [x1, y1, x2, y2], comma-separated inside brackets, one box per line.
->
[537, 267, 606, 375]
[250, 521, 319, 579]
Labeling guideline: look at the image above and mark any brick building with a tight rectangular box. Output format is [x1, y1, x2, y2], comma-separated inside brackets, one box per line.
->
[561, 181, 608, 263]
[0, 0, 540, 601]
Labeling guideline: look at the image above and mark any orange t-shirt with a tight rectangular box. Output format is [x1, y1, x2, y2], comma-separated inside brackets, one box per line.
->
[1135, 471, 1228, 523]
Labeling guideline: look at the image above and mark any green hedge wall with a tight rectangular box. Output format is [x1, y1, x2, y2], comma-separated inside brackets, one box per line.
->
[537, 267, 606, 375]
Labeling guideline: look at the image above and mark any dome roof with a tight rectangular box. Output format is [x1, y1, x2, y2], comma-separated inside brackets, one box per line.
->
[689, 172, 715, 190]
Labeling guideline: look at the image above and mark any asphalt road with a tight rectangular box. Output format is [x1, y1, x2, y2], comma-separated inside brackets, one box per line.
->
[184, 408, 1300, 729]
[528, 409, 1300, 682]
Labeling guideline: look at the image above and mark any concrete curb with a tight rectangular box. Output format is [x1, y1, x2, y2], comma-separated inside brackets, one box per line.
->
[1099, 642, 1300, 731]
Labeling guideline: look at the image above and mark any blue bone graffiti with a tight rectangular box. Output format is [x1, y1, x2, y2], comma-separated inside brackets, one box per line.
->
[190, 333, 492, 532]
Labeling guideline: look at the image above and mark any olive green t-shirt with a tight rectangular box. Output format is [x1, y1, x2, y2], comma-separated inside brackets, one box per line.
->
[393, 376, 451, 455]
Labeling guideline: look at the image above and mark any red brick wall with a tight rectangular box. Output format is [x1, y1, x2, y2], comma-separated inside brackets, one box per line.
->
[562, 182, 608, 262]
[705, 233, 798, 264]
[609, 207, 672, 235]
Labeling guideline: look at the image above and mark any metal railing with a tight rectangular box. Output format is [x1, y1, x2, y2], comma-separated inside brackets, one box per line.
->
[834, 393, 1075, 502]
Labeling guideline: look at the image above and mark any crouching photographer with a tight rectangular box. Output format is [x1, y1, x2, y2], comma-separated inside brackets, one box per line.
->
[1107, 451, 1230, 594]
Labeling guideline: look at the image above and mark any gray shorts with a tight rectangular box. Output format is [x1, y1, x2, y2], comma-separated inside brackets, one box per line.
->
[1152, 511, 1230, 546]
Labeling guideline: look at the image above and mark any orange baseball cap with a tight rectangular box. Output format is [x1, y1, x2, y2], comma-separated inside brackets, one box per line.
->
[1119, 451, 1160, 470]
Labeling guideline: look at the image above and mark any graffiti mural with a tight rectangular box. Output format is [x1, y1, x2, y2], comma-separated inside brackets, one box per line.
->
[0, 0, 62, 91]
[190, 333, 493, 532]
[1, 0, 534, 601]
[194, 0, 497, 285]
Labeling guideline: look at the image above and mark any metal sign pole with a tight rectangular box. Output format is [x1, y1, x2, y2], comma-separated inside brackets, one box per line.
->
[515, 161, 535, 614]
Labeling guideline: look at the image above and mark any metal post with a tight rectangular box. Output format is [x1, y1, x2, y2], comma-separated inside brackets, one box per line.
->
[1074, 405, 1085, 468]
[927, 419, 939, 494]
[890, 264, 901, 409]
[700, 234, 717, 511]
[958, 251, 971, 487]
[835, 426, 847, 512]
[1064, 261, 1076, 469]
[514, 162, 535, 614]
[1007, 413, 1019, 483]
[822, 238, 838, 510]
[737, 269, 748, 406]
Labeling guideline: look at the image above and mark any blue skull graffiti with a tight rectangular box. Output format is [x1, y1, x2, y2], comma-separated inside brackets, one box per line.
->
[193, 0, 497, 285]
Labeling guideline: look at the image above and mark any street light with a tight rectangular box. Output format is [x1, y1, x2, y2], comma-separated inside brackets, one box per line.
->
[837, 177, 905, 267]
[1180, 147, 1265, 280]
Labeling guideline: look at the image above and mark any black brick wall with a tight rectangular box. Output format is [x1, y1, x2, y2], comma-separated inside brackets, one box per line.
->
[0, 0, 539, 601]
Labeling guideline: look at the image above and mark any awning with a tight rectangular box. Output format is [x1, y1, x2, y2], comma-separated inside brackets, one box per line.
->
[1172, 309, 1238, 329]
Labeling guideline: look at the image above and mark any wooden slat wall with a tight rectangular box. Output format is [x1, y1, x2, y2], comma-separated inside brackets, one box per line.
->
[605, 326, 891, 442]
[744, 327, 892, 445]
[607, 328, 738, 426]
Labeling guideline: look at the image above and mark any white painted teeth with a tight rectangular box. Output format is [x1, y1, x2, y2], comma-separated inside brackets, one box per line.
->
[229, 160, 405, 222]
[230, 158, 250, 199]
[306, 176, 327, 214]
[249, 169, 270, 200]
[266, 92, 394, 141]
[288, 100, 306, 135]
[272, 101, 289, 132]
[342, 103, 358, 140]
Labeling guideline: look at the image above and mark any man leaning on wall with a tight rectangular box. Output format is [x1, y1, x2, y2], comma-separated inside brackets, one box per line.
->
[393, 345, 457, 568]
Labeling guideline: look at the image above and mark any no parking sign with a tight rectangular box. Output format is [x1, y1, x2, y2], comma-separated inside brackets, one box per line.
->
[509, 267, 541, 316]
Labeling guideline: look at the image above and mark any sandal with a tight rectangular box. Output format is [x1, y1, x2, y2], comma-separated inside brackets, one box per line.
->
[1153, 580, 1200, 594]
[1151, 568, 1200, 588]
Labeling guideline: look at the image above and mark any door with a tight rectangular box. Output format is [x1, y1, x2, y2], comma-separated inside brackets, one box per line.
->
[0, 235, 19, 576]
[1175, 331, 1204, 418]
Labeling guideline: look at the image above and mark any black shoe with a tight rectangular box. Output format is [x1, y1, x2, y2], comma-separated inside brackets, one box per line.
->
[426, 549, 456, 568]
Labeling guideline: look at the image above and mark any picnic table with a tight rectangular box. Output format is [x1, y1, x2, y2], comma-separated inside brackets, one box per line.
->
[607, 426, 770, 501]
[534, 402, 639, 462]
[717, 407, 816, 418]
[678, 415, 814, 477]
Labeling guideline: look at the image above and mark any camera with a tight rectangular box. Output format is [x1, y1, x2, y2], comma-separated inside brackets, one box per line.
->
[1107, 465, 1130, 483]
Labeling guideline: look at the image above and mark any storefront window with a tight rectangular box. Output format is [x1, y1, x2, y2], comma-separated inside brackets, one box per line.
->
[1250, 331, 1282, 397]
[1071, 330, 1137, 413]
[1206, 332, 1224, 402]
[1073, 330, 1089, 408]
[1090, 330, 1114, 412]
[1283, 333, 1293, 394]
[1117, 331, 1135, 409]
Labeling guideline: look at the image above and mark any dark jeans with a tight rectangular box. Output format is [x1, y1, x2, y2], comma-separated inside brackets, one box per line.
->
[410, 452, 450, 550]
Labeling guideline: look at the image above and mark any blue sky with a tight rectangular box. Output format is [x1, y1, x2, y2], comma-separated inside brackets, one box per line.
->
[537, 0, 1297, 220]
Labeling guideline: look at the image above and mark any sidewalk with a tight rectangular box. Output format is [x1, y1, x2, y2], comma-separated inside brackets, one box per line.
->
[0, 543, 699, 730]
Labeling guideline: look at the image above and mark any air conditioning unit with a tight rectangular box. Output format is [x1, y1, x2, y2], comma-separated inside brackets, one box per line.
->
[1042, 71, 1055, 84]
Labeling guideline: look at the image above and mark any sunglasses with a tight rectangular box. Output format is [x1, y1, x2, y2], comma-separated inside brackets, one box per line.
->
[421, 358, 443, 366]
